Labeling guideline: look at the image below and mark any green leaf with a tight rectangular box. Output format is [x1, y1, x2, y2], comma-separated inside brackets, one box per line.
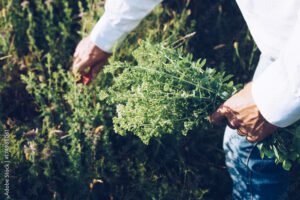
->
[282, 160, 292, 171]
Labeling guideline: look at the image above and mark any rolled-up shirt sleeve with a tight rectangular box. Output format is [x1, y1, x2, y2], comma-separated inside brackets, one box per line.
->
[252, 10, 300, 128]
[90, 0, 162, 53]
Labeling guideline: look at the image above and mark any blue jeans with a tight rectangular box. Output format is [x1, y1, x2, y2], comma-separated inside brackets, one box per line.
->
[223, 54, 289, 200]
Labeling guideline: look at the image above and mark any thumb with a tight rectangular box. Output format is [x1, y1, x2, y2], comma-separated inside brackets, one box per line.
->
[72, 57, 95, 74]
[209, 105, 240, 129]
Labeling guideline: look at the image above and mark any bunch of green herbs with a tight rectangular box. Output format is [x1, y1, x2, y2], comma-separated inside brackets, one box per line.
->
[102, 41, 239, 144]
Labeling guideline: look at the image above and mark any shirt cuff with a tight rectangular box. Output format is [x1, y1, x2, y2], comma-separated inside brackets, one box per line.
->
[252, 60, 300, 128]
[90, 12, 129, 53]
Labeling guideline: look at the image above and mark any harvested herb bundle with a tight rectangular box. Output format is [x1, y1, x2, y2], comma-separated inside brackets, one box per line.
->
[101, 41, 238, 144]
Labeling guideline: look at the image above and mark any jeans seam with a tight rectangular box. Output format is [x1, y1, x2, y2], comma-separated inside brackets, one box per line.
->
[246, 142, 257, 200]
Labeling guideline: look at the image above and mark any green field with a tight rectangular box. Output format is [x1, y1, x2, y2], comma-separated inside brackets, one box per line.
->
[1, 0, 300, 199]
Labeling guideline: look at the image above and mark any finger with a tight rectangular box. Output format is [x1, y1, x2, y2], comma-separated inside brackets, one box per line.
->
[209, 106, 226, 125]
[72, 47, 81, 61]
[72, 56, 81, 66]
[237, 128, 247, 136]
[72, 57, 96, 74]
[72, 55, 77, 63]
[246, 135, 259, 143]
[209, 105, 230, 126]
[71, 38, 91, 73]
[71, 58, 82, 74]
[73, 49, 79, 58]
[226, 116, 240, 130]
[209, 105, 240, 129]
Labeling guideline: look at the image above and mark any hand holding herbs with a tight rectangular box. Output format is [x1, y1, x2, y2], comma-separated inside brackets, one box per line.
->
[72, 36, 111, 83]
[210, 82, 278, 143]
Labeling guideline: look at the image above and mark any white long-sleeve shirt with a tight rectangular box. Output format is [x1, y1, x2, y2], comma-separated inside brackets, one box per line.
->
[90, 0, 300, 128]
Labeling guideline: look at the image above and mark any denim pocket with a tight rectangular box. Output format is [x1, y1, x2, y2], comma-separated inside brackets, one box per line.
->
[223, 126, 289, 200]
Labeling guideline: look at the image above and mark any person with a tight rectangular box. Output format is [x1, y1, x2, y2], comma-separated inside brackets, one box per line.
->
[72, 0, 300, 199]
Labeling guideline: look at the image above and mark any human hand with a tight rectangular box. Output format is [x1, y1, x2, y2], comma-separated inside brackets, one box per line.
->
[209, 82, 278, 143]
[72, 36, 111, 84]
